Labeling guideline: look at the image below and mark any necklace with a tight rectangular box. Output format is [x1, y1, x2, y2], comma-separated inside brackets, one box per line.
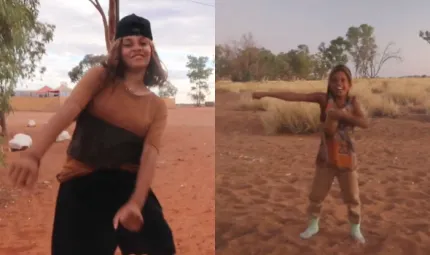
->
[124, 85, 152, 96]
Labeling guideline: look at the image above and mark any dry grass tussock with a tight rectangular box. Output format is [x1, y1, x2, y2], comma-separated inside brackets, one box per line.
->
[217, 78, 430, 134]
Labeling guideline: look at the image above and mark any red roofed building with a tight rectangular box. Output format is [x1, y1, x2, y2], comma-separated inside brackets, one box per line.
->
[35, 86, 59, 97]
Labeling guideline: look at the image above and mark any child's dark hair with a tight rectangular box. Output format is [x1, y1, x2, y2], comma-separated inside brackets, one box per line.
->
[320, 64, 353, 122]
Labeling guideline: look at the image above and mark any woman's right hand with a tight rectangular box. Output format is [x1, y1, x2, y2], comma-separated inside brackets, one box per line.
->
[9, 153, 40, 188]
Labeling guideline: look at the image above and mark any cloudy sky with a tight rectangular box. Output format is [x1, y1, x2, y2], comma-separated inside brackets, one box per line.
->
[216, 0, 430, 77]
[21, 0, 215, 103]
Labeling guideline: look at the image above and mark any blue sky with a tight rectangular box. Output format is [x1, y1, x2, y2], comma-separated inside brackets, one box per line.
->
[216, 0, 430, 77]
[21, 0, 215, 103]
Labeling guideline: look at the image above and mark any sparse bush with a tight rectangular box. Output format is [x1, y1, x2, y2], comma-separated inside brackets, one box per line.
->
[371, 87, 385, 94]
[215, 87, 230, 94]
[259, 99, 320, 134]
[236, 92, 268, 111]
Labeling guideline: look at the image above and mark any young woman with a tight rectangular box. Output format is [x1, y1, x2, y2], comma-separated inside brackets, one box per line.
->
[8, 14, 176, 255]
[252, 65, 369, 244]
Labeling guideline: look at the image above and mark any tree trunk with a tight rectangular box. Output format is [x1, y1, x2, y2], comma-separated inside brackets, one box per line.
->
[108, 0, 117, 44]
[0, 111, 7, 136]
[89, 0, 118, 52]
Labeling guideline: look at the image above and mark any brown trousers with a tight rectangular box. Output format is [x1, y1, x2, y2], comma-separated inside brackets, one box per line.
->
[307, 166, 361, 224]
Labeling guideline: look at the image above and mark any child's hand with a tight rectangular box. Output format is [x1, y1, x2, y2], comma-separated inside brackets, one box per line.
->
[327, 108, 347, 120]
[9, 153, 40, 188]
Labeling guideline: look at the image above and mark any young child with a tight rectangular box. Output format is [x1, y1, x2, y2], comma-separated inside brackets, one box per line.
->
[252, 64, 369, 243]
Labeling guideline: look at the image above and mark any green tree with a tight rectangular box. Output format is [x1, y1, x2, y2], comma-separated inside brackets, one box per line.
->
[275, 52, 293, 80]
[158, 80, 178, 98]
[230, 33, 259, 82]
[214, 28, 401, 82]
[186, 55, 213, 106]
[318, 37, 350, 69]
[345, 24, 401, 78]
[286, 44, 313, 80]
[215, 44, 233, 80]
[345, 24, 377, 77]
[0, 0, 55, 134]
[309, 36, 350, 79]
[68, 54, 106, 83]
[310, 52, 328, 80]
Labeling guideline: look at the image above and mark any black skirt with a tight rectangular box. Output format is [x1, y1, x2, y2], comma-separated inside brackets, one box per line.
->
[51, 169, 176, 255]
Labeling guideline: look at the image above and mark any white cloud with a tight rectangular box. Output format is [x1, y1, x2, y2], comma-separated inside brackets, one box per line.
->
[20, 0, 215, 103]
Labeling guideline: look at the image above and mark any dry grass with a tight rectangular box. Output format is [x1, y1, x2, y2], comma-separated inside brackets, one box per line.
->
[217, 78, 430, 134]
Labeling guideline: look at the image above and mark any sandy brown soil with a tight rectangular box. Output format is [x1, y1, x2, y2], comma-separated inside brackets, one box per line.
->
[216, 91, 430, 255]
[0, 108, 215, 255]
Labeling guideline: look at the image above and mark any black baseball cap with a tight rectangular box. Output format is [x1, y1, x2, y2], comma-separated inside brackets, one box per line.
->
[115, 14, 153, 40]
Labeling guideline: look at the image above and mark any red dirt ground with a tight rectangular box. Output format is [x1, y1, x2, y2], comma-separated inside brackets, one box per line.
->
[216, 91, 430, 255]
[0, 108, 215, 255]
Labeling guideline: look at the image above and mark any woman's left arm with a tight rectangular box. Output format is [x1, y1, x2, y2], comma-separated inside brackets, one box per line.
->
[341, 97, 369, 129]
[129, 99, 168, 208]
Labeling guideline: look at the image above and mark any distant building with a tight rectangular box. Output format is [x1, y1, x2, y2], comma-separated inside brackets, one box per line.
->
[56, 83, 72, 97]
[35, 86, 59, 97]
[13, 90, 37, 97]
[14, 83, 72, 98]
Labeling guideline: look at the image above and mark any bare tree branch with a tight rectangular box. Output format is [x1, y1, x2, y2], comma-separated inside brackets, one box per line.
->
[88, 0, 110, 52]
[108, 0, 117, 44]
[370, 42, 402, 78]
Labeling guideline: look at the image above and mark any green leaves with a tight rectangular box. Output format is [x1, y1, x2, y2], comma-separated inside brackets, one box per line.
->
[186, 55, 213, 106]
[68, 54, 107, 83]
[186, 55, 213, 82]
[0, 0, 55, 113]
[159, 80, 178, 98]
[345, 24, 401, 78]
[285, 45, 313, 80]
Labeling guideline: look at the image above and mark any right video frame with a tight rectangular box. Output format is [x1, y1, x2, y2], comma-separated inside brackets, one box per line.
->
[215, 1, 430, 254]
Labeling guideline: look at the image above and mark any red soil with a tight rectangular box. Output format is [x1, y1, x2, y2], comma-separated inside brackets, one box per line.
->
[0, 108, 215, 255]
[216, 91, 430, 255]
